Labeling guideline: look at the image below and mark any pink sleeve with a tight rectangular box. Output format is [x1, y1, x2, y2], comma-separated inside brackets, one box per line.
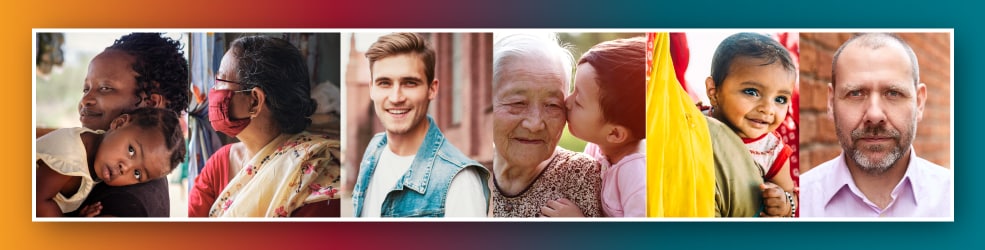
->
[617, 157, 647, 217]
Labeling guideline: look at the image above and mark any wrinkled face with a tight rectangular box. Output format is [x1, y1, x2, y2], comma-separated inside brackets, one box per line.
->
[566, 63, 607, 143]
[711, 57, 793, 139]
[93, 116, 171, 186]
[79, 50, 143, 130]
[493, 55, 567, 167]
[370, 54, 436, 136]
[831, 44, 923, 173]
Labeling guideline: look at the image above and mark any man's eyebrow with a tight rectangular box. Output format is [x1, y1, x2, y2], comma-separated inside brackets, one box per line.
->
[886, 83, 911, 93]
[839, 83, 865, 92]
[399, 76, 423, 83]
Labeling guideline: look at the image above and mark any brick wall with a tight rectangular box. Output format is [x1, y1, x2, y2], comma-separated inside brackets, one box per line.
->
[799, 32, 951, 173]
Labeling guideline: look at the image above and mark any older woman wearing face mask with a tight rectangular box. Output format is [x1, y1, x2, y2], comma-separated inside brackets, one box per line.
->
[491, 34, 602, 217]
[187, 35, 341, 217]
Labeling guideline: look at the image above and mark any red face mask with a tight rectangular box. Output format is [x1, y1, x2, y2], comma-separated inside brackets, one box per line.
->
[208, 88, 252, 137]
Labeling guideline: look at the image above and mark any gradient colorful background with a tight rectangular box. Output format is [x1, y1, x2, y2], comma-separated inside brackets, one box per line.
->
[5, 0, 978, 249]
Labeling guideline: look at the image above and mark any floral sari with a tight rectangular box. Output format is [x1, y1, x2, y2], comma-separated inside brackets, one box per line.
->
[209, 133, 340, 217]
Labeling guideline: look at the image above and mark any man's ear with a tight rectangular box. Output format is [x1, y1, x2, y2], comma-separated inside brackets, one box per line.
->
[915, 82, 928, 122]
[428, 79, 439, 100]
[109, 114, 130, 130]
[705, 77, 717, 106]
[606, 125, 630, 144]
[250, 87, 267, 118]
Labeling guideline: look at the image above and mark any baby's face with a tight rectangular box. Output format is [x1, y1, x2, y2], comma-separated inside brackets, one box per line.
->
[566, 64, 608, 143]
[93, 117, 171, 186]
[713, 58, 794, 139]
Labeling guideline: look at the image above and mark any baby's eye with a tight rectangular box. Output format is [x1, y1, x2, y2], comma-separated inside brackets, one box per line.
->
[742, 88, 760, 97]
[774, 96, 789, 105]
[128, 145, 135, 158]
[133, 169, 142, 181]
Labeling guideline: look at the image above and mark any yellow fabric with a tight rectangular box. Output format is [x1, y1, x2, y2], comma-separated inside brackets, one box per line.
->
[646, 33, 715, 217]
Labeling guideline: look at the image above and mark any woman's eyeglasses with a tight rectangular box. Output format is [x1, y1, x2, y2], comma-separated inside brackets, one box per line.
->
[214, 78, 253, 93]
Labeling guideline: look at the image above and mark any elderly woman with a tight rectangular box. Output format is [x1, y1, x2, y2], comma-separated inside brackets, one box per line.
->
[187, 36, 341, 217]
[491, 34, 602, 217]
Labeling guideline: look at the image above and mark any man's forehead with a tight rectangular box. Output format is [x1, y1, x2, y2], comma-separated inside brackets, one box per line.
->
[836, 45, 915, 82]
[371, 54, 427, 75]
[838, 80, 914, 92]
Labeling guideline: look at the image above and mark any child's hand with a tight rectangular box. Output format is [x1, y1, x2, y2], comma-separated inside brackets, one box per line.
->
[759, 182, 790, 217]
[539, 198, 585, 217]
[78, 202, 102, 217]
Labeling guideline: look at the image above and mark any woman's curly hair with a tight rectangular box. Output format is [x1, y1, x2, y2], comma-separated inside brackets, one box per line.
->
[107, 33, 190, 115]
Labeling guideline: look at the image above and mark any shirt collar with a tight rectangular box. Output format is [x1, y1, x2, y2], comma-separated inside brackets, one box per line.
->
[822, 147, 920, 209]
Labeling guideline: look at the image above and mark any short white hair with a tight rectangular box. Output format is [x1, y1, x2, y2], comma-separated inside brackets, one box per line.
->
[492, 33, 574, 94]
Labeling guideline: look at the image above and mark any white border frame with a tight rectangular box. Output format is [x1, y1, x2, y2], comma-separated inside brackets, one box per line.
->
[32, 28, 955, 222]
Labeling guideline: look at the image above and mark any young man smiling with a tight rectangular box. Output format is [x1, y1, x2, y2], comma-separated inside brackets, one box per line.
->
[352, 33, 490, 217]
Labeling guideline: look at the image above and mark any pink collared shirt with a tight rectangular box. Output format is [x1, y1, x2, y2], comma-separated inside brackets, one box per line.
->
[800, 149, 952, 218]
[585, 143, 646, 217]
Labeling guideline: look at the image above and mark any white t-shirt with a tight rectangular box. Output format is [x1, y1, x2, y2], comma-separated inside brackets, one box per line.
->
[360, 145, 487, 217]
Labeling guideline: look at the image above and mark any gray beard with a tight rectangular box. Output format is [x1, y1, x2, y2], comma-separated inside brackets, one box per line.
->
[841, 122, 909, 175]
[850, 142, 903, 174]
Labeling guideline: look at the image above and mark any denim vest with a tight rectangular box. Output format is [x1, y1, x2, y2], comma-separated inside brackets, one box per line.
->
[352, 116, 490, 217]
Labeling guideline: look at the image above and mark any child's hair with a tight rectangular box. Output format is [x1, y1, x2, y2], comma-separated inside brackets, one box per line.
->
[577, 37, 646, 141]
[124, 107, 186, 173]
[710, 32, 796, 88]
[107, 33, 190, 115]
